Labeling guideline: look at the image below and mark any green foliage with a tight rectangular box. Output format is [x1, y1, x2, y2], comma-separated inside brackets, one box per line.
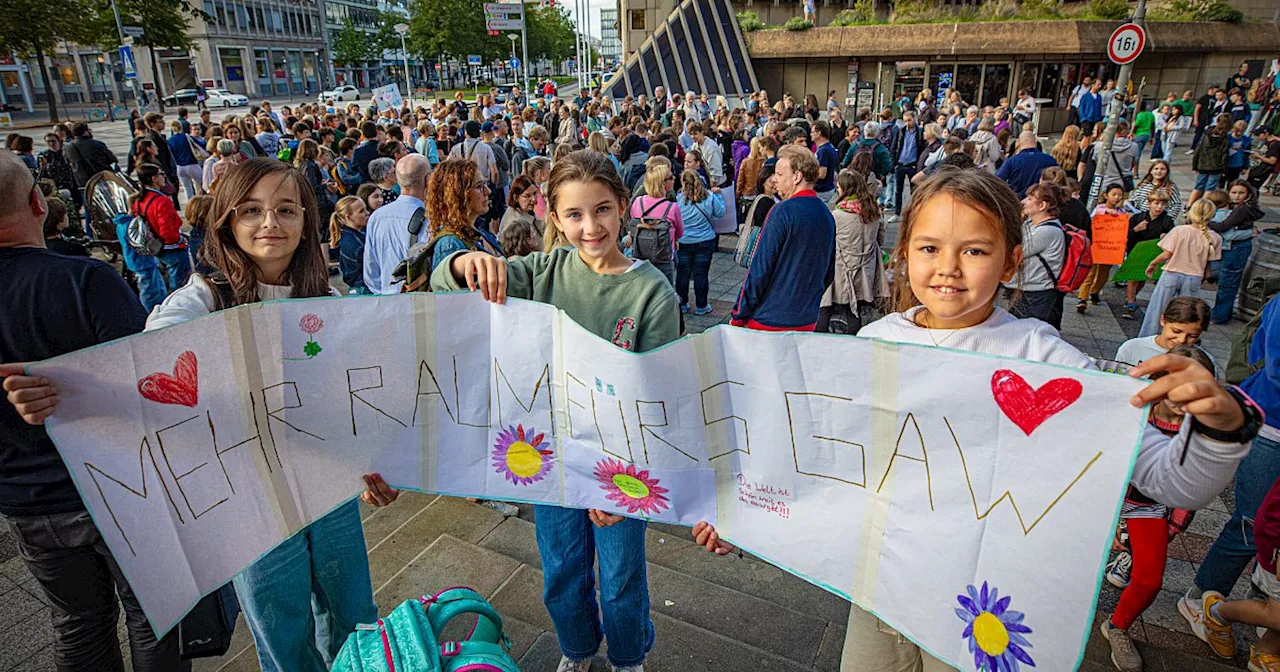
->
[1154, 0, 1243, 22]
[736, 11, 766, 31]
[1016, 0, 1064, 19]
[112, 0, 208, 50]
[783, 17, 814, 30]
[332, 19, 375, 66]
[525, 4, 579, 61]
[408, 0, 505, 63]
[830, 0, 878, 26]
[1087, 0, 1131, 20]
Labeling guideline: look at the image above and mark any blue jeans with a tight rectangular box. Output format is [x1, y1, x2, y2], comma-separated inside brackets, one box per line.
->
[1150, 130, 1164, 159]
[233, 500, 377, 672]
[676, 238, 716, 309]
[1195, 435, 1280, 596]
[158, 247, 192, 293]
[136, 264, 168, 312]
[651, 259, 675, 286]
[534, 505, 653, 667]
[1212, 238, 1252, 323]
[1133, 134, 1149, 164]
[1194, 172, 1221, 192]
[1139, 271, 1202, 337]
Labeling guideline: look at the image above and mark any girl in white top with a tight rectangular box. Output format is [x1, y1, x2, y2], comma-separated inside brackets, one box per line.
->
[690, 167, 1254, 672]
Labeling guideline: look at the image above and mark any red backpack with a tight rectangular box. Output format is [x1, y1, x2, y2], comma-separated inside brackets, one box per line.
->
[1034, 220, 1093, 293]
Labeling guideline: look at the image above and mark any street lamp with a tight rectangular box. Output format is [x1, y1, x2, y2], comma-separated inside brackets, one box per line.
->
[96, 54, 116, 122]
[394, 23, 411, 108]
[507, 34, 517, 86]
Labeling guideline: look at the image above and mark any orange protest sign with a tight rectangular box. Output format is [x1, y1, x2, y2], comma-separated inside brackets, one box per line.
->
[1090, 213, 1129, 266]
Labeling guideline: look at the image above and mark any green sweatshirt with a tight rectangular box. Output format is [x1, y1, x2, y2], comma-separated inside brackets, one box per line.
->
[430, 247, 682, 353]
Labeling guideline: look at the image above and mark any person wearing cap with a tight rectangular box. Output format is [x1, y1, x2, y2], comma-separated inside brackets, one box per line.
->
[1247, 126, 1279, 191]
[449, 120, 498, 189]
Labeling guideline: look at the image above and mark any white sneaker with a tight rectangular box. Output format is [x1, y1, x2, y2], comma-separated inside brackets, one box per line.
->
[480, 500, 520, 517]
[1105, 551, 1133, 588]
[612, 665, 644, 672]
[556, 656, 591, 672]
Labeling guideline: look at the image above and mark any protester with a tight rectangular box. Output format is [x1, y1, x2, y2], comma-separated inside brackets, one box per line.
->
[1077, 183, 1128, 314]
[889, 110, 924, 213]
[330, 195, 370, 294]
[0, 149, 189, 672]
[1247, 126, 1280, 190]
[1209, 180, 1264, 324]
[363, 154, 432, 294]
[64, 123, 117, 193]
[356, 182, 384, 214]
[730, 145, 835, 331]
[368, 156, 399, 205]
[1006, 182, 1068, 329]
[820, 170, 888, 334]
[1127, 159, 1183, 221]
[997, 131, 1058, 198]
[674, 170, 724, 315]
[500, 174, 545, 239]
[40, 198, 86, 257]
[1138, 199, 1223, 337]
[353, 121, 383, 183]
[1225, 119, 1252, 183]
[1189, 113, 1232, 206]
[628, 162, 681, 284]
[129, 163, 191, 304]
[429, 150, 679, 672]
[812, 120, 840, 204]
[1121, 190, 1176, 320]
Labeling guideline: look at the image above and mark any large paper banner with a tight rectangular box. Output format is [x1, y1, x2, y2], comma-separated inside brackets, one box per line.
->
[32, 292, 1149, 672]
[1090, 213, 1130, 266]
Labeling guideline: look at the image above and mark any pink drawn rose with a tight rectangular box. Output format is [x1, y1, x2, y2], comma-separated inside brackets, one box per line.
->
[299, 314, 324, 335]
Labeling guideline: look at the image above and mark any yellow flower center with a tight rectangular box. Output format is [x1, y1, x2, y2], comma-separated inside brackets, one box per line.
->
[972, 612, 1009, 656]
[612, 473, 650, 499]
[504, 442, 543, 478]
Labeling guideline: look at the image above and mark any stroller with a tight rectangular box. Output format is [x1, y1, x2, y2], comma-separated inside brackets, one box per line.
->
[83, 169, 141, 292]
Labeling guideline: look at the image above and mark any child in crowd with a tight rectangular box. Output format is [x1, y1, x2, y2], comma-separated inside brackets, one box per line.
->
[1139, 200, 1222, 337]
[1181, 474, 1280, 671]
[1225, 119, 1252, 183]
[1121, 189, 1175, 319]
[1100, 345, 1217, 672]
[184, 194, 214, 276]
[1077, 183, 1128, 313]
[431, 150, 678, 672]
[498, 213, 542, 257]
[691, 166, 1255, 672]
[1116, 297, 1213, 367]
[329, 195, 370, 294]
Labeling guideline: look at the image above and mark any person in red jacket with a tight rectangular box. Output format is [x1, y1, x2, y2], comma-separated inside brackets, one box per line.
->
[130, 162, 191, 300]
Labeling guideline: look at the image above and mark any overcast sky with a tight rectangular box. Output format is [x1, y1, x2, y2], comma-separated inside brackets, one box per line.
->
[567, 0, 614, 40]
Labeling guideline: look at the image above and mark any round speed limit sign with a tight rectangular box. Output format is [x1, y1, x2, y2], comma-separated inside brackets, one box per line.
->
[1107, 23, 1146, 65]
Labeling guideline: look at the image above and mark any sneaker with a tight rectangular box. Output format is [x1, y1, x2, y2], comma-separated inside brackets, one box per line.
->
[479, 500, 519, 517]
[1250, 645, 1280, 672]
[612, 666, 644, 672]
[1077, 300, 1088, 313]
[1121, 304, 1136, 320]
[1179, 589, 1235, 658]
[1106, 551, 1133, 588]
[693, 305, 713, 316]
[1100, 620, 1143, 672]
[1185, 149, 1196, 155]
[1090, 293, 1101, 305]
[556, 656, 591, 672]
[680, 303, 690, 314]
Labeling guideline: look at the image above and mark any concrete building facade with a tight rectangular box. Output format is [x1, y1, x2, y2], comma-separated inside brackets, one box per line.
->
[601, 7, 624, 68]
[188, 0, 329, 97]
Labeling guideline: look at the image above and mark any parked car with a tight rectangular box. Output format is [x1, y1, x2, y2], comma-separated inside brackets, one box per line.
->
[162, 88, 200, 106]
[206, 88, 249, 107]
[318, 85, 361, 102]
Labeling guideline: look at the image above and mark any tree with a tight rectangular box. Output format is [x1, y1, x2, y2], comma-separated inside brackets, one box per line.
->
[525, 4, 577, 62]
[407, 0, 505, 63]
[106, 0, 210, 111]
[332, 19, 375, 67]
[0, 0, 101, 121]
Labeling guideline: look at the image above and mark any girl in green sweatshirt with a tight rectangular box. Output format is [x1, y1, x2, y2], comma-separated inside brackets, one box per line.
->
[430, 149, 679, 672]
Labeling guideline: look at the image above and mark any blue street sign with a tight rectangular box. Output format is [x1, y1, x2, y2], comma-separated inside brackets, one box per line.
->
[509, 57, 520, 70]
[119, 45, 137, 80]
[467, 54, 482, 66]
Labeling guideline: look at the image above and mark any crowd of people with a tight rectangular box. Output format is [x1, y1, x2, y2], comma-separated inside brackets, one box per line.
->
[0, 74, 1277, 672]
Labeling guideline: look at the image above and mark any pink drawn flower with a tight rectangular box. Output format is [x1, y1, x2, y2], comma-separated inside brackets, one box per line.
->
[491, 424, 554, 485]
[299, 314, 324, 335]
[593, 458, 670, 515]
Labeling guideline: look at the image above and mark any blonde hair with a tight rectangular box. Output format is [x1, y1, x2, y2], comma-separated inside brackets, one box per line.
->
[587, 131, 610, 154]
[643, 161, 672, 198]
[1051, 125, 1081, 168]
[747, 136, 766, 161]
[1184, 199, 1216, 244]
[328, 195, 365, 248]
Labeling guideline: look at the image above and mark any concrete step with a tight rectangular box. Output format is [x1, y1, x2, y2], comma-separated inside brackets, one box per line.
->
[479, 514, 841, 668]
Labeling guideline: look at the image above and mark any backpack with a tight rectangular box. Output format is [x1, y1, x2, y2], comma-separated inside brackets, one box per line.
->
[627, 198, 675, 265]
[735, 195, 772, 268]
[332, 587, 519, 672]
[624, 161, 647, 191]
[330, 164, 348, 196]
[1227, 283, 1280, 384]
[391, 207, 439, 292]
[276, 144, 293, 162]
[126, 193, 164, 256]
[1033, 220, 1093, 293]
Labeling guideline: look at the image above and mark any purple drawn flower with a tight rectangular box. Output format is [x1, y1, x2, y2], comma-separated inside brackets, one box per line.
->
[955, 581, 1035, 671]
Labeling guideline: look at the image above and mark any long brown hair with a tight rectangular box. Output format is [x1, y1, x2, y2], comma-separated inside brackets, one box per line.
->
[201, 158, 330, 308]
[544, 149, 629, 253]
[890, 167, 1023, 313]
[836, 169, 880, 223]
[426, 158, 480, 245]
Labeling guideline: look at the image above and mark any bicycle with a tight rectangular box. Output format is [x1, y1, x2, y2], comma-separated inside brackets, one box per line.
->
[87, 103, 131, 123]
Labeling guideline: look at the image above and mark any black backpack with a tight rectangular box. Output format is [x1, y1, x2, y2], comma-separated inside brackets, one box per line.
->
[627, 199, 675, 265]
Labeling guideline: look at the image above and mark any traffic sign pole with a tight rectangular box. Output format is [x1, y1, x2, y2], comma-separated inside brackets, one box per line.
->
[1089, 0, 1147, 209]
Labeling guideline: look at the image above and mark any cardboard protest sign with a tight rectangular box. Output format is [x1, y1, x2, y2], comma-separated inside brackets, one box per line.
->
[1090, 213, 1130, 266]
[371, 83, 402, 110]
[1111, 239, 1165, 283]
[32, 292, 1149, 672]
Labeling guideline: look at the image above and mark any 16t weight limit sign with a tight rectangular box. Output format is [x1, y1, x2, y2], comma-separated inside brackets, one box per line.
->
[1107, 23, 1146, 65]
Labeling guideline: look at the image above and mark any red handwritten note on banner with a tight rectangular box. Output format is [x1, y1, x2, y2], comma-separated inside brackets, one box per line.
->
[1090, 213, 1130, 266]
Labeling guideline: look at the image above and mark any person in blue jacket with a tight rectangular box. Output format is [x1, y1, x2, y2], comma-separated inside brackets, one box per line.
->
[1078, 80, 1105, 127]
[730, 145, 835, 331]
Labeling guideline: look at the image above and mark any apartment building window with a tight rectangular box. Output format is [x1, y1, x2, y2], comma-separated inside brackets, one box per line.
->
[629, 9, 644, 30]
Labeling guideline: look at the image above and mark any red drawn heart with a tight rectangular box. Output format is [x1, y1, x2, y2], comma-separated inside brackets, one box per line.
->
[991, 369, 1083, 436]
[137, 351, 199, 407]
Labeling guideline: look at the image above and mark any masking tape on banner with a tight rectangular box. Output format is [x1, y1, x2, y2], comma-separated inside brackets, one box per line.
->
[852, 338, 900, 606]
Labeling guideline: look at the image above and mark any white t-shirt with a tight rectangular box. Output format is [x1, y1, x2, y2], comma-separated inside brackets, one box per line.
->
[858, 306, 1249, 510]
[146, 275, 338, 331]
[1115, 335, 1221, 379]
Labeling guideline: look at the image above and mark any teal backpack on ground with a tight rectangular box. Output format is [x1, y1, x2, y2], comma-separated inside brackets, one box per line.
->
[332, 586, 519, 672]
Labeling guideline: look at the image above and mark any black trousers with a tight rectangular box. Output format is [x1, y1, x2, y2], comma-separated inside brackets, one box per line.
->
[893, 164, 913, 212]
[1007, 287, 1065, 330]
[3, 510, 187, 672]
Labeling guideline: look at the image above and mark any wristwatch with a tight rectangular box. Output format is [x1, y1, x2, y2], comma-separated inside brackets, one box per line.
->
[1191, 385, 1264, 444]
